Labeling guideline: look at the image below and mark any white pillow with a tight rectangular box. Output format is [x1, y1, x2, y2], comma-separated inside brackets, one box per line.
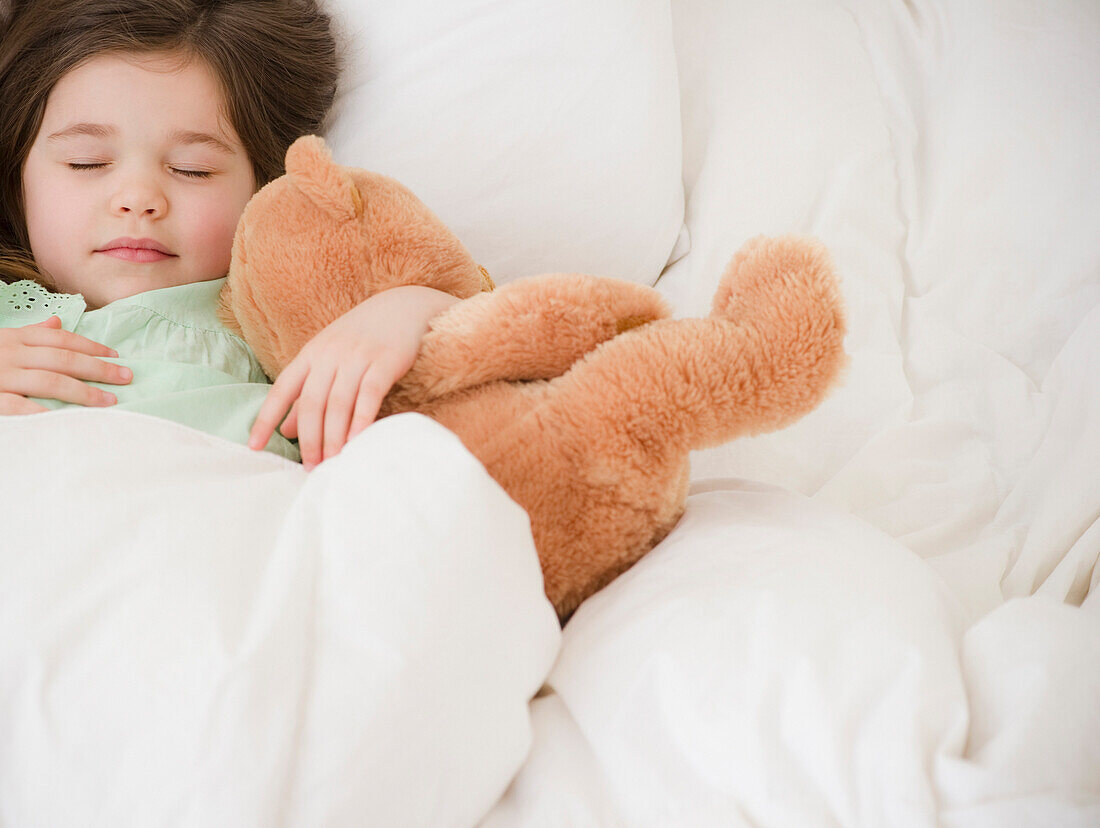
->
[322, 0, 684, 285]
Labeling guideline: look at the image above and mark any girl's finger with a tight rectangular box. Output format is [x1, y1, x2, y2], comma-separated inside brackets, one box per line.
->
[321, 363, 367, 461]
[280, 399, 300, 441]
[29, 315, 61, 328]
[0, 391, 49, 415]
[296, 363, 338, 469]
[347, 361, 396, 442]
[17, 345, 132, 386]
[19, 320, 118, 358]
[249, 358, 309, 449]
[2, 368, 117, 407]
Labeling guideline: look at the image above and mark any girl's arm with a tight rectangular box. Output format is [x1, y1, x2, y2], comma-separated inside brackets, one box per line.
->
[248, 284, 460, 470]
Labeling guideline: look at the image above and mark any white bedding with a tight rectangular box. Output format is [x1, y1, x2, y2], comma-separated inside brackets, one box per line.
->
[0, 411, 559, 825]
[488, 0, 1100, 824]
[2, 0, 1098, 825]
[488, 481, 1100, 826]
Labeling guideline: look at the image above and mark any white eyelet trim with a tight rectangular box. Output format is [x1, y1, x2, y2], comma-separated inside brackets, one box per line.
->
[3, 280, 82, 318]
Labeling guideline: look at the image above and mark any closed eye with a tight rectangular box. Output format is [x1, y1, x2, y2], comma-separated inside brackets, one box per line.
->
[67, 162, 213, 179]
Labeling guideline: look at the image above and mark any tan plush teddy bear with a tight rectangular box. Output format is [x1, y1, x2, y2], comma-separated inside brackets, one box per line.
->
[218, 136, 848, 621]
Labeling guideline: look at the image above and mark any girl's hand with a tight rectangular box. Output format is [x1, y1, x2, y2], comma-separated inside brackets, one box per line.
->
[248, 285, 460, 469]
[0, 315, 132, 414]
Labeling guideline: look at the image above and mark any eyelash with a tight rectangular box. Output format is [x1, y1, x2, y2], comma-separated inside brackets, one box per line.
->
[67, 162, 213, 179]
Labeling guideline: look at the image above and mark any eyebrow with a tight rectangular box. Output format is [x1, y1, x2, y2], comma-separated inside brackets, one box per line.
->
[47, 122, 115, 141]
[46, 123, 236, 155]
[170, 129, 236, 155]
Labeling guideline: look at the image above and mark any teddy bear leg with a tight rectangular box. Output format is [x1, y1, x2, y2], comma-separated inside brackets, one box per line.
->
[547, 237, 847, 456]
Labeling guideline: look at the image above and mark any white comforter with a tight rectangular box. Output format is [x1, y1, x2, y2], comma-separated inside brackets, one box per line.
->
[2, 0, 1097, 825]
[0, 412, 560, 825]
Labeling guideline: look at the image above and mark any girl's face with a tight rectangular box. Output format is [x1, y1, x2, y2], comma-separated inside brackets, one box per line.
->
[21, 51, 256, 309]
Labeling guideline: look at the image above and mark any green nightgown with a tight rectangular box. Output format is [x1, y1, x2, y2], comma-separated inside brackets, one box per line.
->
[0, 278, 299, 462]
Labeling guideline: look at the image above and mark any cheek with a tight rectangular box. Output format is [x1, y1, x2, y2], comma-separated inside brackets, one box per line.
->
[21, 157, 90, 280]
[23, 160, 75, 251]
[185, 190, 252, 273]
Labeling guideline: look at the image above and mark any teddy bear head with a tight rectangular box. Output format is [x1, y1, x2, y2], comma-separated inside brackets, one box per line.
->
[217, 135, 488, 380]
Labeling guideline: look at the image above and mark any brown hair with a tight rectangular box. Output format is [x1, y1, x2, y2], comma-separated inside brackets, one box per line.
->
[0, 0, 343, 286]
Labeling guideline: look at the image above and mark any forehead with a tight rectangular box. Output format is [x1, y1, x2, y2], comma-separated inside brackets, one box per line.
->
[41, 52, 241, 148]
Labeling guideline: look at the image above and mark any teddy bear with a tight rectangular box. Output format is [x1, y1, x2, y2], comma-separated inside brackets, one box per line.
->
[217, 136, 848, 621]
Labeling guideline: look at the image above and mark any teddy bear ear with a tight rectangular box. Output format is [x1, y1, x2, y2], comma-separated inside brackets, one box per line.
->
[284, 135, 364, 222]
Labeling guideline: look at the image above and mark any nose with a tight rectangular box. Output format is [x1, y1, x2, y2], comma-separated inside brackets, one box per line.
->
[110, 173, 168, 218]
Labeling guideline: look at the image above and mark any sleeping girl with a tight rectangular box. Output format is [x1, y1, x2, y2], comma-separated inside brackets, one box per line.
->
[0, 0, 459, 470]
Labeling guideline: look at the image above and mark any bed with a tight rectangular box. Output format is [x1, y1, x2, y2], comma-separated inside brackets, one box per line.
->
[2, 1, 1098, 824]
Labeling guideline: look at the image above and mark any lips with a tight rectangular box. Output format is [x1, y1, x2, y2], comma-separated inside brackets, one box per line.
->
[96, 237, 177, 263]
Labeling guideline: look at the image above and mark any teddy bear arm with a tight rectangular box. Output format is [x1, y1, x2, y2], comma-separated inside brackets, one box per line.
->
[398, 272, 672, 401]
